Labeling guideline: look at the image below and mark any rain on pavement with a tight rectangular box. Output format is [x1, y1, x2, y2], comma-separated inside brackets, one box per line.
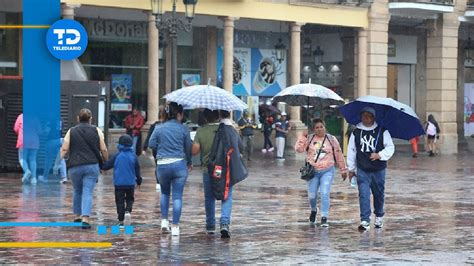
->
[0, 147, 473, 264]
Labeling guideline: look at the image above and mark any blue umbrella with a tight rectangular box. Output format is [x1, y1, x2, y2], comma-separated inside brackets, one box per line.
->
[339, 95, 425, 140]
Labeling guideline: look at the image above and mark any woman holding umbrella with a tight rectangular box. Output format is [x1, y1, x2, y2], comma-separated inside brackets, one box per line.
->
[295, 118, 348, 227]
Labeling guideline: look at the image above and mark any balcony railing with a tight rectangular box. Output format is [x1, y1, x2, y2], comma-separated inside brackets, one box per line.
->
[289, 0, 373, 7]
[389, 0, 454, 5]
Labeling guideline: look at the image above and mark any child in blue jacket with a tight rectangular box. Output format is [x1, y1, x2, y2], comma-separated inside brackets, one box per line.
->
[102, 134, 142, 227]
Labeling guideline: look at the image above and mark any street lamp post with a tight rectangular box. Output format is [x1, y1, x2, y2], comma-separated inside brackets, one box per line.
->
[150, 0, 198, 92]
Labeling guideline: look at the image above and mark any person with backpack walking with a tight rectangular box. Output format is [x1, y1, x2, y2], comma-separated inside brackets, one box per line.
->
[102, 134, 142, 227]
[148, 102, 192, 237]
[425, 114, 441, 156]
[295, 118, 347, 227]
[192, 109, 247, 238]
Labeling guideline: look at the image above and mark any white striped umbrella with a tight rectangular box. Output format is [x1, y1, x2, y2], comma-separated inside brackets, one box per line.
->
[163, 85, 248, 111]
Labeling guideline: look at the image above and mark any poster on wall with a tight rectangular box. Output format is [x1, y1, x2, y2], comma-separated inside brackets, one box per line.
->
[182, 74, 201, 87]
[464, 83, 474, 136]
[251, 48, 286, 96]
[111, 74, 132, 112]
[217, 47, 251, 96]
[217, 47, 286, 96]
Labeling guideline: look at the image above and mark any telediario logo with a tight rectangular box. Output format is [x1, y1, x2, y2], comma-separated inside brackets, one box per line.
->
[47, 19, 88, 60]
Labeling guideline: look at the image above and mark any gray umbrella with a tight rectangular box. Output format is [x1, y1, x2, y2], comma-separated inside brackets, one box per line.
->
[271, 83, 345, 124]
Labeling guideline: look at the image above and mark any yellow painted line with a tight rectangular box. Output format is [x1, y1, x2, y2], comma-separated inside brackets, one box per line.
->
[0, 242, 112, 248]
[0, 25, 50, 29]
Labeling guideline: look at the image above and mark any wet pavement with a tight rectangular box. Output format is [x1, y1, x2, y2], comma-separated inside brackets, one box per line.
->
[0, 148, 473, 264]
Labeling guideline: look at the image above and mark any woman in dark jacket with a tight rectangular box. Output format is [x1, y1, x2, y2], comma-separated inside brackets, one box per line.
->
[60, 108, 108, 229]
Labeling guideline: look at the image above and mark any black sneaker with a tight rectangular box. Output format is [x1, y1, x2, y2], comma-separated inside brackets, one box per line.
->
[220, 224, 230, 238]
[116, 221, 124, 229]
[309, 210, 317, 224]
[73, 218, 82, 223]
[81, 222, 91, 230]
[320, 217, 328, 227]
[206, 225, 216, 235]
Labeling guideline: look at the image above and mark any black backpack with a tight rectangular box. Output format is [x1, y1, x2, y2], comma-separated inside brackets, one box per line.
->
[208, 124, 248, 200]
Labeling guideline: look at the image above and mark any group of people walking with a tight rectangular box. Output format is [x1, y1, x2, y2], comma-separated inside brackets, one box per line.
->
[50, 103, 244, 238]
[21, 102, 447, 235]
[238, 111, 291, 161]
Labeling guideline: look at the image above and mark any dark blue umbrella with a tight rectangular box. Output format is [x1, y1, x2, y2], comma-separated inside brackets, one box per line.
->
[339, 95, 425, 140]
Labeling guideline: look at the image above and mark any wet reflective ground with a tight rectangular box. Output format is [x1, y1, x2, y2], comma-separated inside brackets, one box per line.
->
[0, 148, 473, 264]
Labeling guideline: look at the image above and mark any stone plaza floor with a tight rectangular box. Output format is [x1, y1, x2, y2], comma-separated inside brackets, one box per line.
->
[0, 147, 473, 264]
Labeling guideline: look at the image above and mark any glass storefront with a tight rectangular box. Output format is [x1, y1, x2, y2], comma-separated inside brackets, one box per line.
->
[0, 12, 20, 76]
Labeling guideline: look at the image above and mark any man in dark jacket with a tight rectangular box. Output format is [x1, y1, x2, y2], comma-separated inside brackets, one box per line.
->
[238, 111, 257, 161]
[102, 135, 142, 227]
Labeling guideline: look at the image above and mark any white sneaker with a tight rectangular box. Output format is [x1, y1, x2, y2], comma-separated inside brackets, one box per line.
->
[358, 221, 370, 231]
[268, 147, 275, 152]
[60, 177, 68, 184]
[261, 148, 267, 153]
[30, 178, 37, 185]
[156, 184, 161, 191]
[171, 225, 180, 236]
[374, 217, 384, 228]
[38, 176, 47, 183]
[124, 212, 131, 226]
[22, 170, 32, 184]
[161, 219, 170, 233]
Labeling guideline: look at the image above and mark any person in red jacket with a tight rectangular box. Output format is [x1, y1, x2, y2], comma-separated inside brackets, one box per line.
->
[123, 108, 145, 154]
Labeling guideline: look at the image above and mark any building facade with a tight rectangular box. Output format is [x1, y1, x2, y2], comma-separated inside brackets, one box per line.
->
[2, 0, 474, 153]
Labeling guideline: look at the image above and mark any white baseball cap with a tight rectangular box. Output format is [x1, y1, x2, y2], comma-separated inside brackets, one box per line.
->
[281, 112, 287, 116]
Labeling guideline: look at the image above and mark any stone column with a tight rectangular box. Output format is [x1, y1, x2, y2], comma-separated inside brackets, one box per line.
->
[206, 27, 218, 85]
[289, 22, 304, 125]
[366, 0, 389, 97]
[147, 12, 159, 124]
[61, 3, 79, 19]
[286, 22, 306, 158]
[357, 28, 368, 97]
[425, 8, 464, 154]
[222, 17, 237, 93]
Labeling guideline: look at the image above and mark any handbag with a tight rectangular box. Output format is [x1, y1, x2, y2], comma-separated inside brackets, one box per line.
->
[300, 134, 327, 181]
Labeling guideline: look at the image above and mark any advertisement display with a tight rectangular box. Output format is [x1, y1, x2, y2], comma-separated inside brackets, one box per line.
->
[217, 47, 286, 96]
[111, 74, 132, 111]
[181, 74, 201, 87]
[465, 83, 474, 136]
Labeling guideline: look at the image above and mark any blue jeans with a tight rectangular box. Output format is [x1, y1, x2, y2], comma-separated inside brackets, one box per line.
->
[307, 166, 335, 217]
[132, 136, 139, 153]
[357, 168, 386, 222]
[18, 148, 25, 171]
[22, 149, 38, 178]
[157, 160, 188, 225]
[69, 164, 100, 216]
[202, 172, 233, 227]
[41, 139, 61, 180]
